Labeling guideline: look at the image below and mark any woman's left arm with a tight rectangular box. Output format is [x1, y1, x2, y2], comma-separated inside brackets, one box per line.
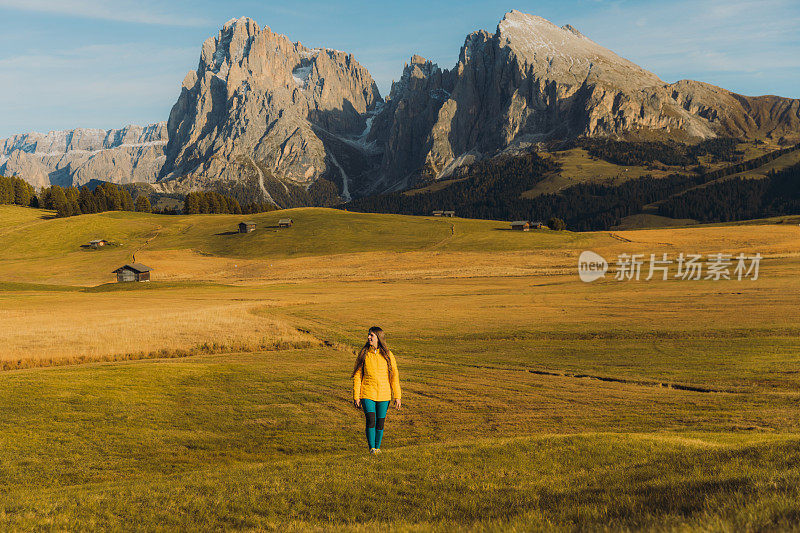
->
[389, 352, 402, 409]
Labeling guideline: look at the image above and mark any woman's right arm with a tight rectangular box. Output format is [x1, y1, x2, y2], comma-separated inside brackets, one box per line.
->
[352, 366, 362, 408]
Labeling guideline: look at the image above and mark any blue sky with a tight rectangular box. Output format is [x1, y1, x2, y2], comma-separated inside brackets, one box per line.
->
[1, 0, 798, 139]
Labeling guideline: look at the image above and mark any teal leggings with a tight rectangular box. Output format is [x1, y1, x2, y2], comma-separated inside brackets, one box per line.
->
[361, 399, 389, 449]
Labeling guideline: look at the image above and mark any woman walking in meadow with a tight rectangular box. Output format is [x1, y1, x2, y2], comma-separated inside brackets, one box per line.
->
[352, 326, 401, 455]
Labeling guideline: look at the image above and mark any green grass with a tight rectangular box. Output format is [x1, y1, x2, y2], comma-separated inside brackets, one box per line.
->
[142, 208, 596, 258]
[0, 348, 798, 530]
[81, 280, 233, 292]
[0, 281, 82, 292]
[0, 206, 592, 264]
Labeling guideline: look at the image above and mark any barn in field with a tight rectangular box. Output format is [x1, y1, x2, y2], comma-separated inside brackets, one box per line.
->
[278, 218, 293, 228]
[239, 221, 256, 233]
[89, 239, 108, 248]
[510, 221, 531, 231]
[113, 264, 152, 283]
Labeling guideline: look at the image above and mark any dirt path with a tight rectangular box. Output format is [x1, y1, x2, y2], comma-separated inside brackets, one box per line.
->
[132, 225, 163, 263]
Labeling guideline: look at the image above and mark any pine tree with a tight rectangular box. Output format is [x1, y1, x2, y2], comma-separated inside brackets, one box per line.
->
[135, 195, 152, 213]
[78, 186, 98, 214]
[13, 179, 32, 206]
[122, 189, 134, 211]
[184, 193, 200, 214]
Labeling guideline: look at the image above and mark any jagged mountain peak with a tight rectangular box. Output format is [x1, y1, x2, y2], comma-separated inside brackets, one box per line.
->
[496, 10, 662, 89]
[159, 16, 382, 205]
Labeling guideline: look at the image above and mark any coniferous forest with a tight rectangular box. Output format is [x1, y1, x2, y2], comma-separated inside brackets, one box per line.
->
[575, 137, 743, 167]
[39, 183, 135, 217]
[658, 164, 800, 222]
[345, 143, 800, 230]
[0, 175, 38, 208]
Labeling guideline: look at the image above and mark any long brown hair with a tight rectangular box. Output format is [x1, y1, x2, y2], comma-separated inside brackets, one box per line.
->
[351, 326, 393, 379]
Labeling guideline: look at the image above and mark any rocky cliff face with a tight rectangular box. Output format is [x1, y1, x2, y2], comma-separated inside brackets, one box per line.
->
[0, 123, 167, 188]
[371, 10, 800, 189]
[7, 11, 799, 200]
[158, 17, 381, 204]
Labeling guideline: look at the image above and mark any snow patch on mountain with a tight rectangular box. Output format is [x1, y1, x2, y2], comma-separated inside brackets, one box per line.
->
[291, 65, 313, 88]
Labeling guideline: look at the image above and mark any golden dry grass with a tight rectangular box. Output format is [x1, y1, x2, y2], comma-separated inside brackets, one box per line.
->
[2, 211, 799, 370]
[131, 222, 800, 283]
[1, 207, 800, 529]
[0, 289, 317, 368]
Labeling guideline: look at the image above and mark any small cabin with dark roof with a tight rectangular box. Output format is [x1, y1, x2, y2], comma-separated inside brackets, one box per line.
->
[432, 210, 444, 217]
[278, 218, 293, 228]
[530, 221, 543, 229]
[113, 263, 152, 283]
[239, 221, 256, 233]
[510, 221, 531, 231]
[89, 239, 108, 248]
[443, 211, 455, 217]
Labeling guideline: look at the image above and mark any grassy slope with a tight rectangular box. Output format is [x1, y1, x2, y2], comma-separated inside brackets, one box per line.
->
[1, 205, 800, 529]
[1, 348, 798, 530]
[0, 206, 600, 284]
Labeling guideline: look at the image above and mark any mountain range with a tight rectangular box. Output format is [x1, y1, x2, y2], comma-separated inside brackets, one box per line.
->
[2, 10, 799, 207]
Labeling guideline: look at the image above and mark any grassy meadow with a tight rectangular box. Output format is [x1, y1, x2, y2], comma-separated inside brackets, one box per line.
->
[0, 204, 799, 530]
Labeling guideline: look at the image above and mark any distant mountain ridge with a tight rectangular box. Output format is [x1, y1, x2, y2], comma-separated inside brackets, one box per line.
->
[3, 10, 799, 204]
[0, 123, 167, 188]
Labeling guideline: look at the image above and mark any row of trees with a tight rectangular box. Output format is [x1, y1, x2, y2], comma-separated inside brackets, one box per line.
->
[576, 137, 743, 167]
[184, 191, 243, 214]
[40, 183, 136, 217]
[183, 191, 280, 215]
[658, 163, 800, 222]
[693, 142, 800, 180]
[0, 176, 37, 207]
[4, 176, 279, 218]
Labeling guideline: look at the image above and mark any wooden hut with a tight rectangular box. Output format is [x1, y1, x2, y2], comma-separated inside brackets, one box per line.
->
[89, 239, 108, 248]
[113, 263, 152, 283]
[510, 221, 531, 231]
[443, 211, 455, 218]
[239, 221, 256, 233]
[530, 221, 543, 229]
[278, 218, 293, 228]
[432, 210, 444, 217]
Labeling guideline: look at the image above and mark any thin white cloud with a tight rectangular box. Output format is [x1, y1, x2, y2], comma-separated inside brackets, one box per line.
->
[0, 0, 208, 26]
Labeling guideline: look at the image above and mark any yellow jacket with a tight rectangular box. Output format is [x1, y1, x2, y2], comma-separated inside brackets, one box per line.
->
[353, 348, 401, 402]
